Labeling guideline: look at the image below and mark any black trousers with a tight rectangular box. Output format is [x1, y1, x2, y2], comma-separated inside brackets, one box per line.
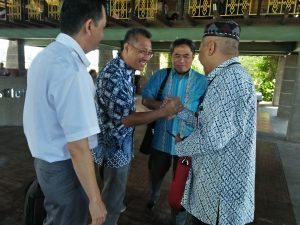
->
[148, 149, 179, 202]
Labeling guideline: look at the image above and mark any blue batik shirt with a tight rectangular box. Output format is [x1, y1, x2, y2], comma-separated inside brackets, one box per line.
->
[91, 55, 135, 168]
[142, 68, 208, 155]
[176, 57, 256, 225]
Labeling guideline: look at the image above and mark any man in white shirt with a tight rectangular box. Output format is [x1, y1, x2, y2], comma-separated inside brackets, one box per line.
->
[23, 0, 107, 224]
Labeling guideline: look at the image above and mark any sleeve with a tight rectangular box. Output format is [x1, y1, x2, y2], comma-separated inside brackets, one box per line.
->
[177, 108, 197, 127]
[50, 69, 100, 142]
[142, 69, 166, 100]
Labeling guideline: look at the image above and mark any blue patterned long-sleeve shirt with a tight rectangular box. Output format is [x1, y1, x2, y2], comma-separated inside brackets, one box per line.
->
[91, 55, 135, 168]
[177, 57, 256, 225]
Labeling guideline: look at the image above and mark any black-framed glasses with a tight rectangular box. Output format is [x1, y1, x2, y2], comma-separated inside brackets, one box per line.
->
[129, 44, 154, 58]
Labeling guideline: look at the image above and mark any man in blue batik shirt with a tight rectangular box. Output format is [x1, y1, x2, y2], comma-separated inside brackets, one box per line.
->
[176, 20, 256, 225]
[142, 38, 208, 225]
[92, 28, 183, 225]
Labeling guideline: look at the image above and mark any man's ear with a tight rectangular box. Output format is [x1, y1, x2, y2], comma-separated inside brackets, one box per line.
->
[123, 42, 130, 53]
[84, 19, 93, 35]
[207, 39, 216, 56]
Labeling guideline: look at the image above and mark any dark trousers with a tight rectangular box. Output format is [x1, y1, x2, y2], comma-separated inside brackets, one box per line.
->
[98, 164, 130, 225]
[148, 149, 187, 225]
[34, 158, 88, 225]
[148, 149, 179, 202]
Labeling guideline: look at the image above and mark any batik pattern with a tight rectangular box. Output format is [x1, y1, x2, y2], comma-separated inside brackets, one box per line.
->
[177, 57, 256, 225]
[91, 56, 135, 168]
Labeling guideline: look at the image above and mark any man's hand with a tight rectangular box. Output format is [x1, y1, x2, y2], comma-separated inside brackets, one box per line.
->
[89, 199, 107, 225]
[68, 138, 107, 225]
[161, 96, 183, 118]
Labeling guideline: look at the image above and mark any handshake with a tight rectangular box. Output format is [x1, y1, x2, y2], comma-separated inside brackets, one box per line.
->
[160, 96, 183, 118]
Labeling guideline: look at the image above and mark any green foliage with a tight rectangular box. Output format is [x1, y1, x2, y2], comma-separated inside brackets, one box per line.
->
[158, 53, 279, 102]
[191, 55, 204, 74]
[159, 52, 171, 68]
[240, 56, 278, 101]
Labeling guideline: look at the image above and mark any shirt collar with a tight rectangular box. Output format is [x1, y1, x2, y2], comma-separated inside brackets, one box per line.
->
[55, 33, 90, 67]
[117, 54, 135, 78]
[172, 68, 191, 78]
[207, 57, 239, 81]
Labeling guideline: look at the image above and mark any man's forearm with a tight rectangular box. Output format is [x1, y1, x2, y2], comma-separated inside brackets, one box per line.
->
[122, 109, 165, 127]
[68, 138, 101, 203]
[142, 98, 162, 110]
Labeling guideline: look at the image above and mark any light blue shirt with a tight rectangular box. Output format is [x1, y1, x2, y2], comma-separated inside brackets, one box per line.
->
[142, 68, 208, 155]
[23, 33, 100, 163]
[177, 57, 256, 225]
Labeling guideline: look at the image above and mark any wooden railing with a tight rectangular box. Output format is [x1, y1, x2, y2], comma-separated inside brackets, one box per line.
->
[1, 0, 299, 24]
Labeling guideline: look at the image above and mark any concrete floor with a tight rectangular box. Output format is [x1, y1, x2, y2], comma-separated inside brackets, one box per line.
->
[257, 102, 300, 225]
[0, 101, 299, 225]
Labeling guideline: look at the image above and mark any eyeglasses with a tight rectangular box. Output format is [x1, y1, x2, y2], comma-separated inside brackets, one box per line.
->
[129, 44, 154, 58]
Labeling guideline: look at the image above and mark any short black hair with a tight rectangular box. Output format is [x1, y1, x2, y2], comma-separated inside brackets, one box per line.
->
[170, 38, 196, 55]
[121, 28, 152, 50]
[60, 0, 105, 35]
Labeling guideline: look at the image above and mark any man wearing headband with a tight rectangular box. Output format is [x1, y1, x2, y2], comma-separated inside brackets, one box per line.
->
[175, 20, 256, 225]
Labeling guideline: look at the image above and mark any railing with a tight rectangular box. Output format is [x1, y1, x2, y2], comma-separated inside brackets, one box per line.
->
[7, 0, 22, 20]
[1, 0, 61, 22]
[26, 0, 43, 20]
[135, 0, 158, 19]
[45, 0, 61, 20]
[188, 0, 300, 17]
[265, 0, 299, 15]
[109, 0, 158, 19]
[110, 0, 130, 19]
[1, 0, 299, 24]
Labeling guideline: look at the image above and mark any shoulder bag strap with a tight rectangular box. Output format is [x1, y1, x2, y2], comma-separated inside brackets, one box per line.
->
[156, 68, 171, 100]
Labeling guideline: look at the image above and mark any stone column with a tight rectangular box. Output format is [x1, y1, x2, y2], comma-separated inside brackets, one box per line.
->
[286, 53, 300, 143]
[98, 45, 115, 72]
[17, 39, 26, 76]
[277, 55, 298, 119]
[272, 56, 285, 106]
[140, 52, 161, 91]
[6, 39, 26, 76]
